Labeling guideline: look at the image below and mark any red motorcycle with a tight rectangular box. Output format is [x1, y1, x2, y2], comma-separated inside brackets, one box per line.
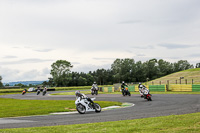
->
[143, 89, 152, 101]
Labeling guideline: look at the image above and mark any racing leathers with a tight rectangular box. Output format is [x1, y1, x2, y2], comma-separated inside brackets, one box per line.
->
[121, 82, 128, 91]
[138, 84, 144, 96]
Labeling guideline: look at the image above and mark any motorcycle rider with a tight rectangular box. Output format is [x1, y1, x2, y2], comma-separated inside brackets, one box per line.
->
[23, 88, 27, 92]
[43, 87, 47, 94]
[142, 85, 151, 99]
[121, 81, 128, 91]
[138, 83, 144, 97]
[22, 88, 27, 94]
[36, 86, 41, 94]
[43, 87, 47, 91]
[75, 90, 94, 107]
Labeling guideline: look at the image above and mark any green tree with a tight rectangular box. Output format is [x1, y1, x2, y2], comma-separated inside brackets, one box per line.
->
[196, 63, 200, 68]
[50, 60, 73, 87]
[173, 60, 194, 72]
[111, 59, 123, 83]
[77, 76, 87, 86]
[14, 83, 27, 87]
[135, 61, 146, 82]
[157, 59, 173, 77]
[86, 73, 95, 85]
[0, 76, 3, 87]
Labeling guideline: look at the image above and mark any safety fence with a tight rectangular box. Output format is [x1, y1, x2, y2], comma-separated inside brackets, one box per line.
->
[102, 87, 115, 92]
[102, 84, 200, 92]
[168, 84, 200, 92]
[192, 85, 200, 92]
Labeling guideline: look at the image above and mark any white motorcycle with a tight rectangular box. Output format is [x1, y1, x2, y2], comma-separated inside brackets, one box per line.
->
[75, 97, 101, 114]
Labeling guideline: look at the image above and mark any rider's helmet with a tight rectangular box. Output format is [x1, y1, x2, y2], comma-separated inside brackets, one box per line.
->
[139, 82, 141, 85]
[94, 82, 96, 84]
[122, 81, 125, 84]
[75, 90, 81, 97]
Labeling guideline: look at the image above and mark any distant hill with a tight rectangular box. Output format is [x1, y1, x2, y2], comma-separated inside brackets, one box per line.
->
[4, 81, 47, 86]
[149, 68, 200, 85]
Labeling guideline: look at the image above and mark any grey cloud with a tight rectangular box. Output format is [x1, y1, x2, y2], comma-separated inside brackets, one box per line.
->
[23, 46, 54, 52]
[3, 56, 18, 59]
[137, 54, 146, 57]
[118, 20, 143, 24]
[131, 45, 154, 49]
[34, 49, 54, 52]
[0, 58, 53, 65]
[158, 43, 194, 49]
[188, 53, 200, 57]
[93, 58, 116, 61]
[71, 62, 80, 65]
[42, 68, 50, 75]
[72, 64, 111, 73]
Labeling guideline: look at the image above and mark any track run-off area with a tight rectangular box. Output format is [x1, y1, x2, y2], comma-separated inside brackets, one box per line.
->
[0, 91, 200, 129]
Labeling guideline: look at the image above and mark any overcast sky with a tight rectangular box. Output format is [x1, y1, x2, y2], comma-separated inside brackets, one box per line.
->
[0, 0, 200, 83]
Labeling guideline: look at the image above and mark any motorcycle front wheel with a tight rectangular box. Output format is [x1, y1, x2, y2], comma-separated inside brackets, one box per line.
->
[128, 92, 131, 96]
[43, 91, 46, 96]
[76, 104, 86, 114]
[94, 103, 101, 113]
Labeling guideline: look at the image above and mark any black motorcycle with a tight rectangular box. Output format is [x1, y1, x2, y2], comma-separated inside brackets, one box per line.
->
[91, 87, 98, 95]
[122, 87, 131, 96]
[37, 89, 40, 95]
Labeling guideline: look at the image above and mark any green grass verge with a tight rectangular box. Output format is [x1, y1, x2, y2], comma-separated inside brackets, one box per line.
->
[53, 85, 113, 91]
[0, 85, 113, 93]
[0, 89, 24, 93]
[0, 112, 199, 133]
[0, 98, 121, 118]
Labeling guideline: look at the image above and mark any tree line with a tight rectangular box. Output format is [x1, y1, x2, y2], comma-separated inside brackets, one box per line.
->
[43, 58, 196, 87]
[0, 58, 199, 87]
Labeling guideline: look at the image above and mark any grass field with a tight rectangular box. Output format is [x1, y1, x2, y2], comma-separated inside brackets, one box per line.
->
[0, 112, 199, 133]
[148, 68, 200, 85]
[0, 98, 121, 118]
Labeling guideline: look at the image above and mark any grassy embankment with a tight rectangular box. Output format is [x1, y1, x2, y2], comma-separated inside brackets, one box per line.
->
[148, 68, 200, 85]
[0, 98, 121, 118]
[0, 112, 200, 133]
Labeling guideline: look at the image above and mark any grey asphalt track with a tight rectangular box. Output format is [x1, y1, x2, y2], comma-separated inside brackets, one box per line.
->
[0, 91, 200, 129]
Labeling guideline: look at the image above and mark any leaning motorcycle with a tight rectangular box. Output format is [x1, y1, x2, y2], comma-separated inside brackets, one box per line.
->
[42, 89, 47, 96]
[122, 87, 131, 96]
[91, 87, 98, 95]
[37, 89, 40, 95]
[143, 89, 152, 101]
[75, 97, 101, 114]
[22, 90, 26, 95]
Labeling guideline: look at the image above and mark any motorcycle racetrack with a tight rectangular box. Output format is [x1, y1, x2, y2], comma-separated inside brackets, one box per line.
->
[0, 91, 200, 129]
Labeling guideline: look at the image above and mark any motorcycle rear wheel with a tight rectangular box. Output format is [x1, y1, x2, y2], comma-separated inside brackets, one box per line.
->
[76, 104, 86, 114]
